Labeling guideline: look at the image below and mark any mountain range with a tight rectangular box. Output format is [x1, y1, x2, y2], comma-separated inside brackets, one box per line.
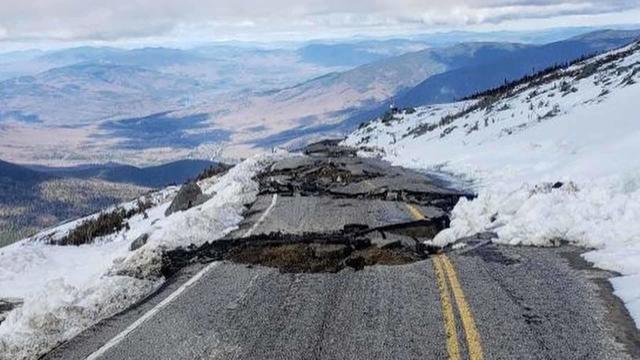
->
[1, 28, 639, 167]
[395, 29, 640, 107]
[0, 158, 221, 246]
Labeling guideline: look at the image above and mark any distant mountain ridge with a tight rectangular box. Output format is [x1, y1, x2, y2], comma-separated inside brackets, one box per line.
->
[1, 158, 222, 246]
[247, 29, 640, 150]
[395, 29, 640, 107]
[0, 159, 148, 246]
[26, 159, 221, 188]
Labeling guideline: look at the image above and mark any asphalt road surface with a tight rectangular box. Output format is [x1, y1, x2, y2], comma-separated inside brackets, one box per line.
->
[45, 142, 640, 360]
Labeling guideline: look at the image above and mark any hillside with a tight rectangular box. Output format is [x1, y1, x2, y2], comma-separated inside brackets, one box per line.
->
[0, 160, 149, 247]
[345, 41, 640, 328]
[186, 41, 535, 154]
[395, 29, 640, 107]
[213, 30, 640, 155]
[346, 40, 640, 184]
[3, 31, 638, 167]
[0, 63, 209, 126]
[29, 159, 221, 188]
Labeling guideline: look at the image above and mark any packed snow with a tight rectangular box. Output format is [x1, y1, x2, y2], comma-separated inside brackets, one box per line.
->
[345, 41, 640, 327]
[0, 152, 287, 360]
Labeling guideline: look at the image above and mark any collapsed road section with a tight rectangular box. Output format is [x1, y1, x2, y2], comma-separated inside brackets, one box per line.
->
[43, 140, 640, 360]
[161, 219, 446, 276]
[162, 140, 472, 276]
[258, 143, 472, 211]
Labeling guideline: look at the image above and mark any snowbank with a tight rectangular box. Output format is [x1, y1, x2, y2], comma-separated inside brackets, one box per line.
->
[0, 152, 285, 360]
[345, 42, 640, 327]
[432, 177, 640, 327]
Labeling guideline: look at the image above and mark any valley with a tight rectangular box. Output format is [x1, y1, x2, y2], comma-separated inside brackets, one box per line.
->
[1, 19, 640, 360]
[2, 30, 638, 166]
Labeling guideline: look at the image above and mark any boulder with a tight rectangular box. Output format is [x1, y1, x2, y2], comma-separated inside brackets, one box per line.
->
[165, 182, 208, 216]
[130, 233, 149, 251]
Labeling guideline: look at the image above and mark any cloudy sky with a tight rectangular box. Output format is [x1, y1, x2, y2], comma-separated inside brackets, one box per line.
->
[1, 0, 640, 47]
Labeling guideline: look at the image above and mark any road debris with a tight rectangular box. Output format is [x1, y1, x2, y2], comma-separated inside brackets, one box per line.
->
[160, 219, 450, 275]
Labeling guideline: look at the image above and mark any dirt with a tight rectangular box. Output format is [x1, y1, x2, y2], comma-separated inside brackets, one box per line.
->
[225, 242, 424, 273]
[161, 221, 445, 276]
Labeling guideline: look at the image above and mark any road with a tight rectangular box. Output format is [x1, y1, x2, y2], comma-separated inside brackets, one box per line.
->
[45, 142, 640, 360]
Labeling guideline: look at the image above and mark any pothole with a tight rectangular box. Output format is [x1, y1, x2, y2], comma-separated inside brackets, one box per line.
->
[161, 221, 446, 276]
[225, 241, 424, 273]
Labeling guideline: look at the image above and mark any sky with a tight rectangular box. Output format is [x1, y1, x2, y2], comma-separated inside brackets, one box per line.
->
[1, 1, 640, 48]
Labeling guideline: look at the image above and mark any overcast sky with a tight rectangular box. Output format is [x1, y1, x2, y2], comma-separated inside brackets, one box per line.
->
[1, 1, 640, 47]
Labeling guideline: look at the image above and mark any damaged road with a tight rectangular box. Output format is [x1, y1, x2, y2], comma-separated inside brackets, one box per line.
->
[44, 141, 640, 360]
[161, 219, 444, 276]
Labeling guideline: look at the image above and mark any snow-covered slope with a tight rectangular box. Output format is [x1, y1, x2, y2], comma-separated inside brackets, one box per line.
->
[345, 41, 640, 327]
[0, 152, 288, 360]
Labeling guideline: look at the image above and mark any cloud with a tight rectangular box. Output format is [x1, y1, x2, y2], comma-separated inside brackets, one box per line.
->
[0, 0, 638, 43]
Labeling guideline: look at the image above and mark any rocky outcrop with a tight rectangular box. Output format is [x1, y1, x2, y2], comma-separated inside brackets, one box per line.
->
[165, 182, 209, 216]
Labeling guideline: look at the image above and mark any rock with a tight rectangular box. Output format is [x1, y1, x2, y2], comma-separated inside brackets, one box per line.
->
[130, 233, 149, 251]
[0, 298, 23, 325]
[165, 182, 208, 216]
[344, 256, 366, 271]
[342, 223, 369, 233]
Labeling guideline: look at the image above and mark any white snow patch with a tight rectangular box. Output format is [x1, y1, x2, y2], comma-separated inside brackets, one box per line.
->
[0, 151, 288, 359]
[345, 41, 640, 327]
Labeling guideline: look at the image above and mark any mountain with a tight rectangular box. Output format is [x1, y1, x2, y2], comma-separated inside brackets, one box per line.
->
[223, 32, 639, 151]
[0, 158, 53, 183]
[297, 39, 430, 67]
[395, 29, 640, 107]
[345, 40, 640, 187]
[0, 63, 208, 125]
[38, 46, 127, 65]
[29, 159, 221, 188]
[0, 157, 222, 246]
[0, 159, 148, 247]
[3, 30, 639, 167]
[187, 41, 531, 155]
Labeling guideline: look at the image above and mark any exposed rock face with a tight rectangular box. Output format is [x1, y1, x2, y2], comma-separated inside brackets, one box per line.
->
[165, 182, 208, 216]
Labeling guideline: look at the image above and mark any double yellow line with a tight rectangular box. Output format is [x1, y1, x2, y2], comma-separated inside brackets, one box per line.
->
[405, 203, 484, 360]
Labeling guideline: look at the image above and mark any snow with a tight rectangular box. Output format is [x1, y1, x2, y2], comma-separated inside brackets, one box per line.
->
[0, 152, 287, 360]
[345, 41, 640, 327]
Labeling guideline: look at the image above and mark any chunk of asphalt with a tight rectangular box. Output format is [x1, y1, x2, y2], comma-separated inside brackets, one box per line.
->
[343, 224, 370, 233]
[343, 256, 366, 271]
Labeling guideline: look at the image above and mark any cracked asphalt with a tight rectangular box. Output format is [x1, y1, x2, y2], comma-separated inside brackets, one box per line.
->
[44, 142, 640, 360]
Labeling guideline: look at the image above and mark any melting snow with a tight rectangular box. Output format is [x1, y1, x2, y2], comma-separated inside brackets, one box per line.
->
[0, 152, 288, 360]
[345, 41, 640, 327]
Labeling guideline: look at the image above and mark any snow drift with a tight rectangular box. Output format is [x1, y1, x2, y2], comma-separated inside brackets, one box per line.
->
[0, 152, 287, 360]
[345, 41, 640, 327]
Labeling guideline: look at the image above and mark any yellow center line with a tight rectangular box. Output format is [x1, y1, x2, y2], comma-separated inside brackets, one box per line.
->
[441, 255, 484, 360]
[433, 256, 462, 360]
[404, 203, 484, 360]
